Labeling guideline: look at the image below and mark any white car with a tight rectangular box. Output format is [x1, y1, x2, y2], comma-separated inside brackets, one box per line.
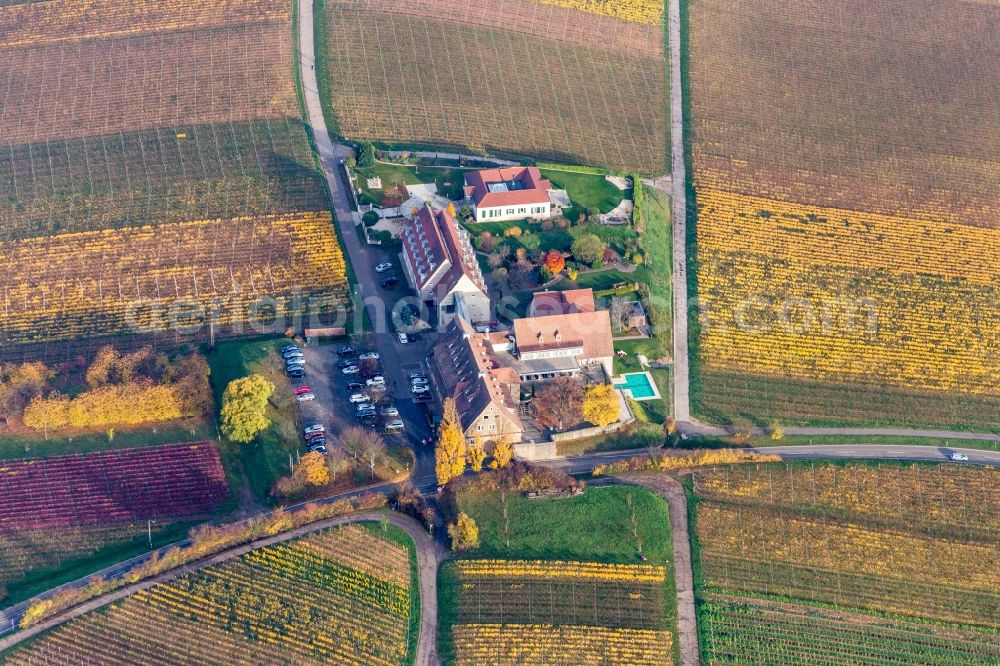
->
[358, 351, 380, 360]
[295, 392, 315, 402]
[374, 262, 393, 273]
[397, 332, 409, 344]
[950, 452, 969, 462]
[366, 376, 386, 387]
[348, 393, 370, 404]
[341, 365, 361, 374]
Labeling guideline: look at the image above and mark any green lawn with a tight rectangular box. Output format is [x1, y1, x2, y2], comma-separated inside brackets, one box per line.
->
[354, 162, 470, 205]
[554, 423, 665, 457]
[455, 484, 671, 563]
[207, 337, 302, 505]
[540, 168, 627, 218]
[440, 484, 675, 661]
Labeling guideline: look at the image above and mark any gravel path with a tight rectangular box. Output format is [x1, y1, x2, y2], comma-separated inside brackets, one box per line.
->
[616, 474, 699, 666]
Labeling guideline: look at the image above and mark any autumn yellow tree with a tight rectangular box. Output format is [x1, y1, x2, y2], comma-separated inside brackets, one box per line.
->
[582, 384, 619, 427]
[22, 393, 70, 434]
[298, 451, 330, 487]
[435, 398, 467, 485]
[467, 431, 486, 473]
[221, 374, 274, 444]
[448, 512, 479, 551]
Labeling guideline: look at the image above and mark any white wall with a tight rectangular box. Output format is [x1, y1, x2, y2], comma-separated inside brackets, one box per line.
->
[475, 202, 551, 222]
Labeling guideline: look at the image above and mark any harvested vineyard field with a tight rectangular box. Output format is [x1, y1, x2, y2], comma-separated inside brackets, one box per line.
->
[0, 24, 297, 146]
[0, 0, 340, 351]
[447, 559, 672, 665]
[323, 2, 666, 173]
[691, 462, 1000, 664]
[3, 525, 417, 665]
[0, 0, 290, 47]
[0, 120, 325, 240]
[0, 212, 349, 345]
[687, 0, 1000, 427]
[688, 0, 1000, 225]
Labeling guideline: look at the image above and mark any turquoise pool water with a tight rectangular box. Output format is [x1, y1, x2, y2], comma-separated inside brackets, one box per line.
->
[613, 372, 656, 399]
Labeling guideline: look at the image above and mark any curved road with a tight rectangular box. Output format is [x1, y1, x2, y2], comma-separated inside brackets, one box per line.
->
[1, 447, 996, 659]
[0, 512, 447, 662]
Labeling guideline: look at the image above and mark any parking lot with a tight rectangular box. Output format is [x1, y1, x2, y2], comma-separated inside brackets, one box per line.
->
[284, 337, 437, 463]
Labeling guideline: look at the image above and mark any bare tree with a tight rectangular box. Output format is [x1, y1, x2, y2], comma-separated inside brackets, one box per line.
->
[337, 425, 372, 460]
[361, 433, 387, 479]
[326, 446, 347, 482]
[535, 376, 584, 431]
[609, 296, 629, 333]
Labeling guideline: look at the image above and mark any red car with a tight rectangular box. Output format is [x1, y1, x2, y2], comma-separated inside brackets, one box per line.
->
[293, 386, 312, 395]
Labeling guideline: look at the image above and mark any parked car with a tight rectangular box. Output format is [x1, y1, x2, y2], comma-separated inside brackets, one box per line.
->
[951, 452, 969, 462]
[304, 424, 325, 435]
[342, 365, 361, 375]
[293, 386, 312, 395]
[384, 419, 405, 433]
[337, 357, 358, 368]
[397, 332, 409, 344]
[358, 351, 380, 360]
[379, 276, 398, 288]
[281, 345, 301, 353]
[380, 405, 399, 417]
[337, 345, 355, 356]
[374, 262, 393, 273]
[366, 376, 386, 387]
[295, 392, 315, 402]
[346, 382, 364, 392]
[349, 393, 370, 404]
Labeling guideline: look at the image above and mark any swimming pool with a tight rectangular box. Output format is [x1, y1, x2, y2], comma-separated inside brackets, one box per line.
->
[613, 372, 660, 401]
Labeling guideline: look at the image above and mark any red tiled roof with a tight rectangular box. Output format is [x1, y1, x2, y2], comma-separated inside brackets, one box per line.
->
[529, 288, 596, 316]
[513, 310, 614, 361]
[436, 206, 487, 294]
[433, 318, 523, 436]
[464, 166, 552, 208]
[402, 205, 448, 291]
[403, 204, 486, 294]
